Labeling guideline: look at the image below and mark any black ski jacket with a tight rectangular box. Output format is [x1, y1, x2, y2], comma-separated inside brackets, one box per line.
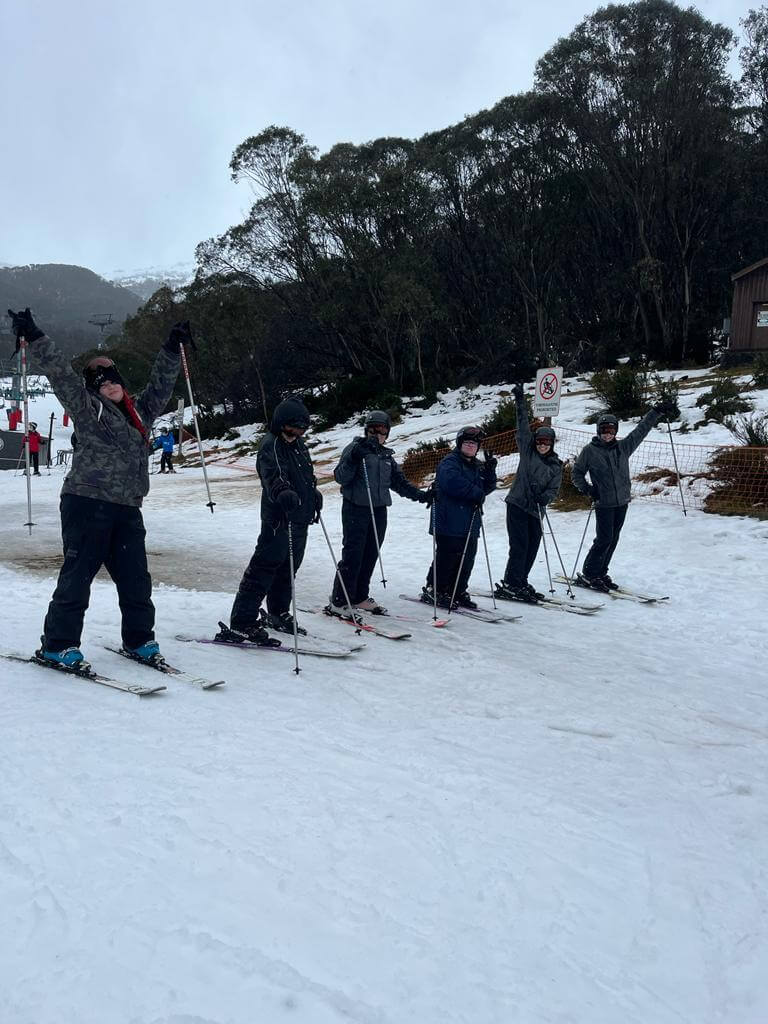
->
[505, 391, 563, 518]
[257, 398, 317, 527]
[572, 407, 664, 509]
[334, 437, 424, 508]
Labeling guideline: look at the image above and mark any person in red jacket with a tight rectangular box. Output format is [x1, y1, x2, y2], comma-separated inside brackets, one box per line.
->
[27, 422, 42, 475]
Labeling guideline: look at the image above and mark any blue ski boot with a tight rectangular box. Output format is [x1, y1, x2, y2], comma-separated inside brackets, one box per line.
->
[37, 646, 87, 670]
[123, 640, 164, 666]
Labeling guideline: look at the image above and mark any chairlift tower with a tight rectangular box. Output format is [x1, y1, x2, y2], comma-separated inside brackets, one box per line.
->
[88, 313, 115, 350]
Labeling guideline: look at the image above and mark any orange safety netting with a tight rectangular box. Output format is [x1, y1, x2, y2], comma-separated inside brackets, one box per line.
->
[401, 427, 768, 518]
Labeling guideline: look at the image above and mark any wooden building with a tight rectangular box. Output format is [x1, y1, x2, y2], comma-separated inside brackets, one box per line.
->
[730, 257, 768, 352]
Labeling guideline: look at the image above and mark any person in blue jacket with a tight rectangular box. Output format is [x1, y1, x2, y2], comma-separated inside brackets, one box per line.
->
[421, 426, 497, 610]
[153, 427, 175, 473]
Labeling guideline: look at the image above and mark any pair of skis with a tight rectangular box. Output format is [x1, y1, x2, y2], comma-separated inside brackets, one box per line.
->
[0, 648, 226, 697]
[552, 575, 669, 604]
[472, 589, 603, 616]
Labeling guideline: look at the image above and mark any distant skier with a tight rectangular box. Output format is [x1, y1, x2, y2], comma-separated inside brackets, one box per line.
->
[154, 426, 175, 473]
[6, 307, 188, 672]
[421, 426, 497, 610]
[495, 383, 563, 603]
[216, 396, 322, 644]
[571, 400, 676, 591]
[27, 422, 42, 475]
[327, 410, 431, 618]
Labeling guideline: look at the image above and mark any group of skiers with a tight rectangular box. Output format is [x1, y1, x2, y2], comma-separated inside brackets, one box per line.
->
[5, 309, 676, 673]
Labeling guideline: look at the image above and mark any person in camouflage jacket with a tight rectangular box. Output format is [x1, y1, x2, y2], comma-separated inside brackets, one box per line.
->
[7, 308, 188, 669]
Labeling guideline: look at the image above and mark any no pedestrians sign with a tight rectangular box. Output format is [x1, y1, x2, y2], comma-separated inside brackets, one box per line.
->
[533, 366, 563, 418]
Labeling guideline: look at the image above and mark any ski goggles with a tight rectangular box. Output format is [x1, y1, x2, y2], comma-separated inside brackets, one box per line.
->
[367, 424, 389, 435]
[599, 424, 617, 434]
[84, 363, 125, 391]
[282, 423, 308, 438]
[535, 437, 553, 447]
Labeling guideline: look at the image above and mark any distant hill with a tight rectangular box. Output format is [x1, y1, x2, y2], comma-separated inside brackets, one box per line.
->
[110, 262, 194, 301]
[0, 264, 143, 357]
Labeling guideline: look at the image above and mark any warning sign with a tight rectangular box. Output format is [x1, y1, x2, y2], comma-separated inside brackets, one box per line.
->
[533, 367, 563, 417]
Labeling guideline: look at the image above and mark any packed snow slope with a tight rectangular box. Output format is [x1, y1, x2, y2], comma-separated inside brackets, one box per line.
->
[0, 374, 767, 1024]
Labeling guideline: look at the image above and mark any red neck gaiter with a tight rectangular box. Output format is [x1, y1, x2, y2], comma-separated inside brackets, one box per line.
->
[119, 393, 149, 446]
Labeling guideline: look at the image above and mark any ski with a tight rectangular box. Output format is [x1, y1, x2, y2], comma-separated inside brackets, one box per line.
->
[398, 594, 515, 624]
[175, 634, 358, 659]
[1, 652, 166, 696]
[105, 647, 226, 688]
[554, 575, 669, 604]
[355, 609, 451, 629]
[472, 588, 602, 616]
[298, 606, 412, 641]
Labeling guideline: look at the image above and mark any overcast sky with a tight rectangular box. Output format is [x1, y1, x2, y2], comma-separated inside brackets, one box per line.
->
[0, 0, 750, 278]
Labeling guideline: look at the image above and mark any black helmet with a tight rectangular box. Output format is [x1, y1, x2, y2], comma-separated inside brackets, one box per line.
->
[597, 413, 619, 431]
[534, 425, 556, 445]
[456, 425, 484, 447]
[365, 410, 391, 433]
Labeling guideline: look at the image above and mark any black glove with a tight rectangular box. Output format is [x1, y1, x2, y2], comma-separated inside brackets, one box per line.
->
[655, 399, 677, 420]
[512, 382, 524, 401]
[275, 488, 300, 514]
[586, 484, 599, 500]
[483, 450, 498, 471]
[163, 320, 196, 354]
[312, 488, 323, 523]
[349, 437, 376, 462]
[7, 308, 44, 347]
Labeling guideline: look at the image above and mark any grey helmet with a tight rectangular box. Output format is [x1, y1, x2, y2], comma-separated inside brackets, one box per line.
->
[597, 413, 619, 432]
[534, 425, 556, 445]
[365, 410, 391, 434]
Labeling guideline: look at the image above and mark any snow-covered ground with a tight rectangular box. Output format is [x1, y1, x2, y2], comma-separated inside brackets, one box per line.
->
[1, 374, 767, 1024]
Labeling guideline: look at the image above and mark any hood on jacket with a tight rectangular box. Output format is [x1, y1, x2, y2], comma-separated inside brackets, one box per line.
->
[270, 396, 310, 435]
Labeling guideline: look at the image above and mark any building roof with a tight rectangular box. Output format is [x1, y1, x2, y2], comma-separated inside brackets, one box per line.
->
[732, 257, 768, 282]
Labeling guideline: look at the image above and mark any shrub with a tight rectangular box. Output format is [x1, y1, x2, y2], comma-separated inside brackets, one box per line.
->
[304, 375, 404, 431]
[704, 447, 768, 518]
[401, 437, 452, 486]
[483, 395, 532, 436]
[650, 373, 681, 420]
[695, 379, 752, 423]
[725, 412, 768, 447]
[589, 364, 650, 419]
[752, 353, 768, 389]
[551, 461, 592, 512]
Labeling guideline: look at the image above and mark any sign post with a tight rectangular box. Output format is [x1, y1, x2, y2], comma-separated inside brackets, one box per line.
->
[532, 367, 563, 421]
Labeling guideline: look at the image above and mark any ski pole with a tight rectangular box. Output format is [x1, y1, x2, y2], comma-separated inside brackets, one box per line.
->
[179, 342, 216, 513]
[666, 422, 687, 517]
[542, 507, 575, 598]
[287, 522, 301, 675]
[449, 509, 478, 609]
[537, 505, 555, 595]
[46, 412, 54, 474]
[479, 514, 497, 608]
[431, 497, 438, 621]
[361, 458, 386, 587]
[569, 504, 593, 583]
[316, 511, 362, 633]
[19, 337, 34, 533]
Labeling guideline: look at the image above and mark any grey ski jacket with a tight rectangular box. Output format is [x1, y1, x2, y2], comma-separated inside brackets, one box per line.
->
[505, 392, 563, 518]
[334, 438, 424, 508]
[572, 407, 664, 509]
[29, 334, 180, 507]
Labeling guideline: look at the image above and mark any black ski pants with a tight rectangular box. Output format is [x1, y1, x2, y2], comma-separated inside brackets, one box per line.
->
[425, 533, 478, 598]
[230, 521, 308, 629]
[159, 452, 173, 473]
[503, 502, 542, 587]
[583, 504, 628, 578]
[43, 494, 154, 652]
[331, 501, 387, 606]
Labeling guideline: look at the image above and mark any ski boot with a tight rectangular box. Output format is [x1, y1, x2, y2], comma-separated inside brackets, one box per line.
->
[353, 598, 388, 615]
[262, 611, 307, 636]
[599, 573, 619, 591]
[122, 640, 166, 667]
[35, 645, 91, 674]
[495, 581, 538, 604]
[455, 592, 478, 610]
[214, 621, 282, 648]
[523, 582, 546, 601]
[324, 602, 364, 624]
[420, 586, 457, 612]
[576, 573, 610, 593]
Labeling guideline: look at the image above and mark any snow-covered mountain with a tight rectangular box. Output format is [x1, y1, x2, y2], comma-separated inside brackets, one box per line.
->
[109, 261, 195, 301]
